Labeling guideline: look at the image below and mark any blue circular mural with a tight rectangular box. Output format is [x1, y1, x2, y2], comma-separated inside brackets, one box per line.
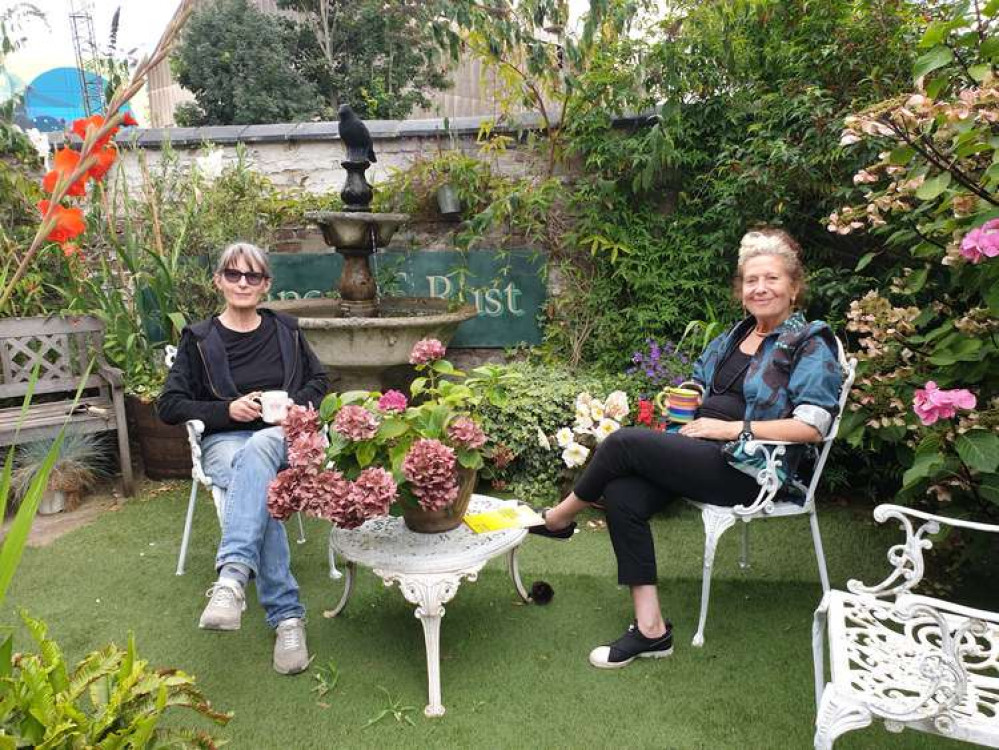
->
[22, 67, 117, 132]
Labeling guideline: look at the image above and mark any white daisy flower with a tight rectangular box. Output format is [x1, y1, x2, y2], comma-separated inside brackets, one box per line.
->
[589, 401, 605, 421]
[574, 414, 594, 433]
[555, 427, 574, 447]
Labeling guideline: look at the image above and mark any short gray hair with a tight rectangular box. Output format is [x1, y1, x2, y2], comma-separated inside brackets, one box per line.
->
[214, 242, 271, 277]
[732, 227, 807, 304]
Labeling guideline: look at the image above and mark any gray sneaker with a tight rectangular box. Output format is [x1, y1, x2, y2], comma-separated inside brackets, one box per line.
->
[198, 580, 246, 631]
[273, 618, 310, 675]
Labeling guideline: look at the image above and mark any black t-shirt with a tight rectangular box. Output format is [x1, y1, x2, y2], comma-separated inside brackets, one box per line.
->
[214, 316, 285, 394]
[697, 347, 751, 421]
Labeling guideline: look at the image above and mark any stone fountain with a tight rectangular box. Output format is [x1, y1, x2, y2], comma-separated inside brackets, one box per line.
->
[270, 109, 477, 390]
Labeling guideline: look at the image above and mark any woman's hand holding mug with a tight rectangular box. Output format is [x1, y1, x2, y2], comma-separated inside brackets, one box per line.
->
[229, 392, 263, 422]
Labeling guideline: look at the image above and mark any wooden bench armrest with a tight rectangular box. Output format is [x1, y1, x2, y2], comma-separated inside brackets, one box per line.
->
[95, 361, 124, 387]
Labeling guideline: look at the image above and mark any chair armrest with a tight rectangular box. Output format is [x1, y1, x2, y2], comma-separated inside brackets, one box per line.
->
[95, 361, 124, 388]
[184, 420, 213, 488]
[848, 504, 999, 598]
[731, 440, 791, 517]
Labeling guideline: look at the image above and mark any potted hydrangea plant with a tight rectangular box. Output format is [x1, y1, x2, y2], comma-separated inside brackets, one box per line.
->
[267, 338, 519, 533]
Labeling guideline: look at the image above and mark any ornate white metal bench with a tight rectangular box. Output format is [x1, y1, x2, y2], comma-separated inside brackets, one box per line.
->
[0, 315, 133, 495]
[812, 504, 999, 749]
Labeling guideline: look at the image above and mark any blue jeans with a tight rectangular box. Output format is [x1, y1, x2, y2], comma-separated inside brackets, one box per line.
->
[201, 427, 304, 628]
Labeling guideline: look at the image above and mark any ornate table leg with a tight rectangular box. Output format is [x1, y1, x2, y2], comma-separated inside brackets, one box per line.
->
[375, 566, 483, 718]
[324, 561, 356, 618]
[507, 545, 531, 603]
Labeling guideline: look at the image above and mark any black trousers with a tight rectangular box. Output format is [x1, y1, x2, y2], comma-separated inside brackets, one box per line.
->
[573, 427, 760, 585]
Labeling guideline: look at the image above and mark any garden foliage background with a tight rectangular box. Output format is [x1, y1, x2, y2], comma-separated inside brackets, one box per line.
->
[3, 0, 998, 528]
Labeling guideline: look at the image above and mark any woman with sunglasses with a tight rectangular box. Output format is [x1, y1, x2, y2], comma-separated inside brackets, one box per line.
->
[158, 242, 330, 675]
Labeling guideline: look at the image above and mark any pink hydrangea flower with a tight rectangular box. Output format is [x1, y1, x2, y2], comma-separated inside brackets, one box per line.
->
[402, 438, 458, 512]
[267, 466, 310, 520]
[287, 431, 327, 471]
[959, 219, 999, 263]
[348, 467, 398, 517]
[377, 389, 408, 412]
[282, 404, 320, 444]
[447, 416, 487, 449]
[912, 381, 977, 425]
[409, 338, 446, 365]
[333, 404, 379, 441]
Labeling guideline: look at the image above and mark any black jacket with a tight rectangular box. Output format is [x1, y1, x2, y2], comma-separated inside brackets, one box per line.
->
[157, 309, 331, 434]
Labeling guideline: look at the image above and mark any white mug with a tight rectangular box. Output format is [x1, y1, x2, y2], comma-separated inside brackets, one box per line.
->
[259, 390, 291, 424]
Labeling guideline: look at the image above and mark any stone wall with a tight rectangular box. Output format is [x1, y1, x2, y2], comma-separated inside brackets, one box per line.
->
[108, 114, 544, 195]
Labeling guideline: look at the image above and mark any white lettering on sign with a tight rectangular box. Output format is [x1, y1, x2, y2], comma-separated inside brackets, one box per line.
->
[425, 275, 525, 317]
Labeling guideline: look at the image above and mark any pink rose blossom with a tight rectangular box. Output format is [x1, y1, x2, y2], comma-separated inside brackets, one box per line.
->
[402, 438, 458, 512]
[377, 389, 408, 412]
[959, 219, 999, 263]
[912, 381, 977, 425]
[447, 416, 487, 449]
[409, 338, 446, 365]
[333, 404, 379, 441]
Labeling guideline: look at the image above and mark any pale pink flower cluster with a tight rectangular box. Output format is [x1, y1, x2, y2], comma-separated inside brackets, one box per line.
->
[377, 389, 408, 412]
[402, 438, 458, 512]
[959, 219, 999, 264]
[287, 430, 327, 470]
[333, 404, 379, 441]
[912, 381, 977, 426]
[347, 467, 398, 520]
[283, 404, 320, 444]
[267, 467, 349, 521]
[409, 338, 446, 365]
[447, 416, 487, 449]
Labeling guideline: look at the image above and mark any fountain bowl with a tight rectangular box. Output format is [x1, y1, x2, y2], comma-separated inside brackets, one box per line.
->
[305, 210, 410, 251]
[269, 296, 477, 391]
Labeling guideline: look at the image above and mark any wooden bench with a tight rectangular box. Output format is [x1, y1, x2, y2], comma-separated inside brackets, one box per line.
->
[0, 315, 134, 496]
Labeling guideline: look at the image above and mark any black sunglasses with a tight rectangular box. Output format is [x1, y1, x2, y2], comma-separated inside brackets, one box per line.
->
[222, 268, 269, 286]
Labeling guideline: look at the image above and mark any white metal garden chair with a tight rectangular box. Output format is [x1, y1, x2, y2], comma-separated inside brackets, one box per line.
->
[686, 337, 857, 646]
[812, 504, 999, 749]
[164, 346, 305, 576]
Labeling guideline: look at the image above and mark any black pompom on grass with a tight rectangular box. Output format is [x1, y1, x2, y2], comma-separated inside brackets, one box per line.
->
[529, 580, 554, 605]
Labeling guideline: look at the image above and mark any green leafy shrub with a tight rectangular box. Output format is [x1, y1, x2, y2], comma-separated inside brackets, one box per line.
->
[0, 611, 230, 748]
[477, 361, 644, 503]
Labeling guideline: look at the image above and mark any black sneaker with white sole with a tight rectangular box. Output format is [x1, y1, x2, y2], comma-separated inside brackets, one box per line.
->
[588, 619, 673, 669]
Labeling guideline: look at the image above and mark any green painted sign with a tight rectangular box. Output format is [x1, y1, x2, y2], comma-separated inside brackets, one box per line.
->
[268, 250, 546, 348]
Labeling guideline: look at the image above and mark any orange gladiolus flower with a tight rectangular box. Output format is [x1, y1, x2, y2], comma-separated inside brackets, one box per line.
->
[72, 114, 105, 142]
[37, 200, 86, 244]
[41, 147, 87, 197]
[122, 111, 138, 127]
[87, 145, 118, 182]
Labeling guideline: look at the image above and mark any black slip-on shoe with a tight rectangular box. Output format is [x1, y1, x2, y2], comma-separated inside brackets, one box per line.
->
[588, 620, 673, 669]
[527, 509, 577, 540]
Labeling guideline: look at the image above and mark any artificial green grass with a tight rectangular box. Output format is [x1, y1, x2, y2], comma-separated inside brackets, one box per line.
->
[7, 483, 966, 749]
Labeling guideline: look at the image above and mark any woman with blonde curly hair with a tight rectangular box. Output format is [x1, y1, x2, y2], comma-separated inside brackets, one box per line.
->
[531, 227, 843, 669]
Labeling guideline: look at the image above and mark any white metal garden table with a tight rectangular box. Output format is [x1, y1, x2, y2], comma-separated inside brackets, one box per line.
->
[325, 494, 531, 717]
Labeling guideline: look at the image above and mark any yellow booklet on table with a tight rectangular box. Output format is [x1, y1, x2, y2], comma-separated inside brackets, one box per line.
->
[464, 502, 544, 534]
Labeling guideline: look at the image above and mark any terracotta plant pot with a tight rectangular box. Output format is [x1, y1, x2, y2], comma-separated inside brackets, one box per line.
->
[126, 395, 192, 480]
[402, 468, 477, 533]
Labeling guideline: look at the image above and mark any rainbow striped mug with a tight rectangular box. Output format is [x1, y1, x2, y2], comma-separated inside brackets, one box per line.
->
[654, 387, 701, 425]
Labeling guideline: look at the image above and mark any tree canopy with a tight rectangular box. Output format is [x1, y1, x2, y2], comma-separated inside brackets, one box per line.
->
[170, 0, 320, 126]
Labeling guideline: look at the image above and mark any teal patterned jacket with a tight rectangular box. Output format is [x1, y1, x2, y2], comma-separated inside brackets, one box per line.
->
[690, 312, 844, 492]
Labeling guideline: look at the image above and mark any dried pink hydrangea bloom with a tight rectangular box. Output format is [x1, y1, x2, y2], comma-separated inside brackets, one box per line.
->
[959, 219, 999, 263]
[402, 438, 459, 512]
[282, 404, 320, 444]
[912, 381, 977, 425]
[447, 416, 487, 449]
[267, 466, 310, 520]
[348, 467, 397, 517]
[409, 338, 446, 365]
[333, 404, 379, 441]
[377, 389, 408, 412]
[302, 469, 352, 522]
[287, 431, 327, 471]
